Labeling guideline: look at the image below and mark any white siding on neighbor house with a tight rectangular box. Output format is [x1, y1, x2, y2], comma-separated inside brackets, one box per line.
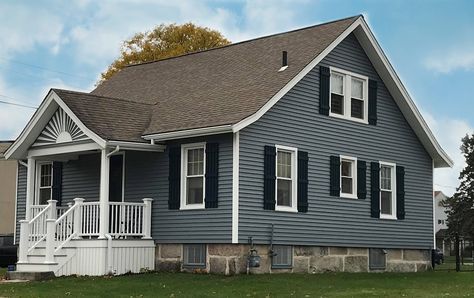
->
[435, 192, 448, 233]
[238, 33, 434, 249]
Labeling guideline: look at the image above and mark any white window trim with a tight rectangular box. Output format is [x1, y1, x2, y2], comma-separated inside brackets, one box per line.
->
[35, 161, 53, 205]
[339, 155, 357, 199]
[379, 161, 397, 220]
[329, 66, 369, 124]
[275, 145, 298, 213]
[180, 142, 206, 210]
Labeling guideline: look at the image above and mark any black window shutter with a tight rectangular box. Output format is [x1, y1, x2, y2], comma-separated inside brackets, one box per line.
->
[264, 145, 276, 210]
[368, 79, 378, 125]
[319, 66, 330, 116]
[396, 166, 405, 220]
[52, 162, 63, 206]
[370, 162, 380, 218]
[168, 146, 181, 210]
[205, 143, 219, 208]
[297, 151, 309, 213]
[357, 160, 366, 200]
[329, 156, 340, 196]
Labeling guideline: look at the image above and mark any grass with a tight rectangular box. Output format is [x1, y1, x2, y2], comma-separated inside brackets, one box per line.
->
[1, 271, 474, 297]
[435, 256, 474, 271]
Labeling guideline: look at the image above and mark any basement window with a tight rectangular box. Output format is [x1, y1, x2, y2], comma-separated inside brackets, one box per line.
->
[271, 245, 293, 269]
[369, 248, 386, 270]
[183, 244, 206, 268]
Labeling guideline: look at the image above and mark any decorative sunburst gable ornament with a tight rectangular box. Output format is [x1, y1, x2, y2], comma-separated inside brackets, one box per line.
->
[33, 108, 89, 146]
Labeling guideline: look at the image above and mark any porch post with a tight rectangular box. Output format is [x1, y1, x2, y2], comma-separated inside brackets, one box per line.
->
[99, 149, 110, 238]
[142, 198, 153, 239]
[25, 157, 36, 220]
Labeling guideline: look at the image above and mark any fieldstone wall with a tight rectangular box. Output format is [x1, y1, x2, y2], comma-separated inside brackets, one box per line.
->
[154, 243, 432, 275]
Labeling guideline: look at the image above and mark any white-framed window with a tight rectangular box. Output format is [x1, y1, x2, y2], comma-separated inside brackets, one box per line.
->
[275, 145, 297, 212]
[330, 67, 368, 123]
[181, 143, 206, 210]
[35, 162, 53, 205]
[380, 161, 397, 219]
[340, 156, 357, 199]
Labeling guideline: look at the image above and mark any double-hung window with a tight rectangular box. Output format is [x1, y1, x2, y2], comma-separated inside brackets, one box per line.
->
[275, 145, 297, 212]
[330, 67, 368, 123]
[380, 162, 396, 219]
[340, 156, 357, 199]
[36, 162, 53, 205]
[181, 143, 206, 209]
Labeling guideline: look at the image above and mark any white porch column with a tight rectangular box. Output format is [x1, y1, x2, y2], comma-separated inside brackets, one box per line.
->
[25, 157, 36, 220]
[99, 149, 110, 238]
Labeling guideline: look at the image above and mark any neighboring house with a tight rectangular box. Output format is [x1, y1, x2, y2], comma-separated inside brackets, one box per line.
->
[434, 191, 448, 233]
[4, 15, 453, 277]
[0, 141, 16, 238]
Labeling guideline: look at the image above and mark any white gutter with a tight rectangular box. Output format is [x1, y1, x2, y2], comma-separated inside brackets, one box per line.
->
[143, 125, 233, 142]
[106, 145, 120, 157]
[106, 141, 165, 152]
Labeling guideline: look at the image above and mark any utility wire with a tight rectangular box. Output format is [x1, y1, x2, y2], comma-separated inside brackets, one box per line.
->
[0, 57, 91, 81]
[0, 99, 37, 109]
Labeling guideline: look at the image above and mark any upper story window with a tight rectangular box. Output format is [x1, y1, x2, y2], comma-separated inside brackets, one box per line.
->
[36, 162, 53, 205]
[380, 162, 396, 219]
[181, 143, 206, 210]
[340, 156, 357, 199]
[330, 67, 368, 123]
[275, 145, 297, 212]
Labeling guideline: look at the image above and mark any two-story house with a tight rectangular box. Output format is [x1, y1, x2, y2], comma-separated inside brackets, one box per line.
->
[4, 15, 452, 277]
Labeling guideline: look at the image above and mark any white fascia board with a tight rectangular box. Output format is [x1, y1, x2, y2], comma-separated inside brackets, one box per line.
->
[143, 125, 233, 141]
[27, 142, 101, 158]
[106, 140, 166, 152]
[230, 16, 452, 168]
[5, 90, 106, 160]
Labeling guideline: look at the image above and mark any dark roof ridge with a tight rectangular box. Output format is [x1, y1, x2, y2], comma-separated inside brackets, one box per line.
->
[124, 15, 362, 68]
[52, 88, 156, 106]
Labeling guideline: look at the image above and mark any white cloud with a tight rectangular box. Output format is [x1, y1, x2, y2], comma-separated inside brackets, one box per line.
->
[424, 46, 474, 74]
[423, 111, 473, 196]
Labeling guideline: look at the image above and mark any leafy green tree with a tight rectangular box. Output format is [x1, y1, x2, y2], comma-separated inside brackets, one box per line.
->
[98, 23, 231, 84]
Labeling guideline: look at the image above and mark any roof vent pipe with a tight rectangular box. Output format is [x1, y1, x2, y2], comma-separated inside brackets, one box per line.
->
[279, 51, 288, 72]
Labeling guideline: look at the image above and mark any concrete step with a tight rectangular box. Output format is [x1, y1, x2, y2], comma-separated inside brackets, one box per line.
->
[6, 271, 55, 281]
[16, 262, 58, 273]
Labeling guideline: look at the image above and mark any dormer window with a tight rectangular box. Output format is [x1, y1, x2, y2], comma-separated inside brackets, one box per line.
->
[330, 67, 368, 123]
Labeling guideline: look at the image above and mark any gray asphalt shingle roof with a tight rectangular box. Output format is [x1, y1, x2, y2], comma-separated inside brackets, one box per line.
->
[60, 16, 359, 141]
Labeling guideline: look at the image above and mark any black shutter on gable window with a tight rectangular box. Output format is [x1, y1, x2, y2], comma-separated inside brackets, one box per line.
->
[263, 145, 276, 210]
[329, 156, 340, 196]
[52, 162, 63, 206]
[357, 160, 366, 200]
[319, 66, 330, 116]
[396, 166, 405, 220]
[168, 146, 181, 210]
[297, 151, 309, 213]
[368, 80, 378, 125]
[370, 162, 380, 218]
[205, 143, 219, 208]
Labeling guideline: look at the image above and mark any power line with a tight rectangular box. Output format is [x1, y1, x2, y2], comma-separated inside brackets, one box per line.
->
[434, 183, 457, 189]
[0, 99, 37, 109]
[0, 57, 92, 81]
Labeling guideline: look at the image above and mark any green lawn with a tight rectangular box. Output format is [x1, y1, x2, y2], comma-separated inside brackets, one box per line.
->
[1, 271, 474, 297]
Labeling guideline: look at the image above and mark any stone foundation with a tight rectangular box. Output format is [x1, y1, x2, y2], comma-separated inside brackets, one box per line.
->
[155, 243, 432, 275]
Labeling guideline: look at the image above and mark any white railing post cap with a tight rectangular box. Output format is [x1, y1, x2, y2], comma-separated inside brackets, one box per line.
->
[47, 199, 58, 204]
[74, 197, 85, 202]
[142, 198, 153, 202]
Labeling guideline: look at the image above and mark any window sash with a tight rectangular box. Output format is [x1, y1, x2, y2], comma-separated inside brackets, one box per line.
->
[329, 67, 368, 123]
[181, 144, 206, 209]
[379, 163, 396, 218]
[340, 157, 357, 198]
[275, 146, 297, 211]
[35, 163, 53, 205]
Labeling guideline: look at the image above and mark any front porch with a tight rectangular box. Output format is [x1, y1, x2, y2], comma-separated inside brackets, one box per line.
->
[16, 144, 162, 276]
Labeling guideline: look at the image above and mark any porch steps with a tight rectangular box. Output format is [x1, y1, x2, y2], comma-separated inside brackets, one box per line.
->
[16, 245, 77, 275]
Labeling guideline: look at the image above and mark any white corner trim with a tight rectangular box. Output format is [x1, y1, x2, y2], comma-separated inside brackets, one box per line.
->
[143, 125, 233, 141]
[231, 18, 363, 133]
[232, 132, 239, 243]
[432, 160, 436, 249]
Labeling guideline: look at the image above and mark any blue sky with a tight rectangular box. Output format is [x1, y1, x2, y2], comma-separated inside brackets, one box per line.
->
[0, 0, 473, 194]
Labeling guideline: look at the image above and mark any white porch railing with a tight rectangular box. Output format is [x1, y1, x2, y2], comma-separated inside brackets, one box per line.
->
[18, 198, 153, 263]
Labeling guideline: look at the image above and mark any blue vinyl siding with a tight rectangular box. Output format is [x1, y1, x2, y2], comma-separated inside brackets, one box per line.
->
[238, 33, 433, 249]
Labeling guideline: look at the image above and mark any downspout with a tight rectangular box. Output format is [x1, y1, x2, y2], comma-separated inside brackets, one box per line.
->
[105, 234, 114, 275]
[107, 145, 120, 157]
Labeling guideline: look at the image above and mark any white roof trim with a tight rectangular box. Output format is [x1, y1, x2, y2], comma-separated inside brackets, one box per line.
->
[231, 16, 452, 168]
[4, 90, 106, 160]
[143, 125, 233, 142]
